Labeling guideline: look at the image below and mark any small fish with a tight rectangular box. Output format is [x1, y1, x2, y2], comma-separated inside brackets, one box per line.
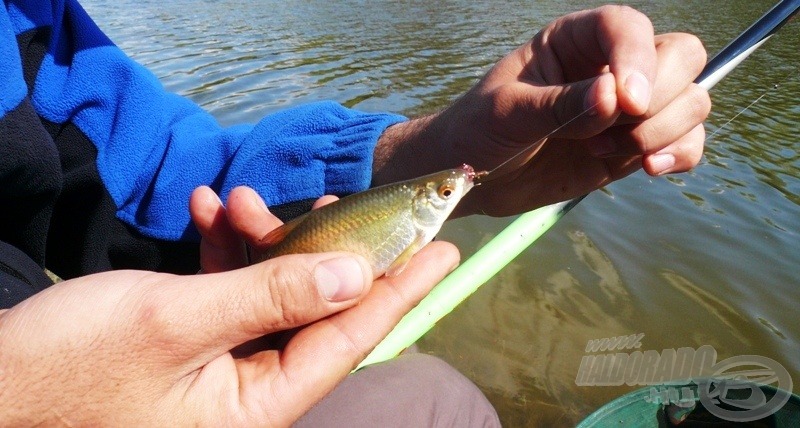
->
[255, 164, 479, 278]
[251, 89, 604, 276]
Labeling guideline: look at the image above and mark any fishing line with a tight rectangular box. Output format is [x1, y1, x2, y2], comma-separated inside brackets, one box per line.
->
[476, 95, 608, 183]
[705, 69, 797, 142]
[705, 88, 774, 143]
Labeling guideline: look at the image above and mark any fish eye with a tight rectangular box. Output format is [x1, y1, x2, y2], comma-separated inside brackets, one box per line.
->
[438, 184, 455, 199]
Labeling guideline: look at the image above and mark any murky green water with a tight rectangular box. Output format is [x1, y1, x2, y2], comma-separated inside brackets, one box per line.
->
[83, 0, 798, 425]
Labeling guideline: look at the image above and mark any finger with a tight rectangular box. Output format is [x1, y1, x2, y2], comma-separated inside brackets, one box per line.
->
[601, 83, 710, 156]
[312, 195, 339, 209]
[143, 252, 374, 356]
[642, 124, 706, 176]
[190, 186, 247, 273]
[243, 241, 460, 421]
[487, 72, 620, 145]
[535, 6, 657, 114]
[226, 186, 284, 247]
[615, 32, 707, 125]
[593, 5, 657, 115]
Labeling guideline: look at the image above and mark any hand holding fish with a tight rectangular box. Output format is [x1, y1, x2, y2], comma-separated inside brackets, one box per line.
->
[372, 5, 711, 217]
[0, 224, 459, 425]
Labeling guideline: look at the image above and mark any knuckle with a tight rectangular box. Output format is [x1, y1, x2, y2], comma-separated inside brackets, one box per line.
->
[680, 34, 708, 74]
[603, 5, 652, 30]
[687, 84, 712, 121]
[133, 286, 186, 345]
[254, 259, 316, 330]
[689, 149, 704, 168]
[618, 5, 646, 20]
[489, 85, 519, 122]
[672, 126, 706, 172]
[380, 273, 426, 316]
[631, 120, 659, 154]
[665, 34, 707, 78]
[688, 126, 706, 165]
[329, 317, 363, 357]
[657, 33, 707, 82]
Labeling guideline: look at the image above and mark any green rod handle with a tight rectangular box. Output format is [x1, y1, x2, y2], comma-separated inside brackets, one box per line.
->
[356, 198, 582, 370]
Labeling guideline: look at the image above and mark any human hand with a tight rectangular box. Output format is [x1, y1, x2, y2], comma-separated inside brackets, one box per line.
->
[373, 5, 711, 216]
[190, 186, 340, 274]
[0, 229, 458, 426]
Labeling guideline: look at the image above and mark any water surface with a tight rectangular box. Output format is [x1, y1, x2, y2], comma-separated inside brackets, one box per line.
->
[82, 0, 799, 425]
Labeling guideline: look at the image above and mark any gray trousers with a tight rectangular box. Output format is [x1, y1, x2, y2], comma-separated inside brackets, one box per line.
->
[295, 353, 500, 427]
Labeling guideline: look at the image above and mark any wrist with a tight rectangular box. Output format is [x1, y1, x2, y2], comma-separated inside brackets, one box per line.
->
[371, 113, 452, 187]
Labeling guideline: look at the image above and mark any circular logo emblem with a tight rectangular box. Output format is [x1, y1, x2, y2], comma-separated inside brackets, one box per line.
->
[697, 355, 793, 422]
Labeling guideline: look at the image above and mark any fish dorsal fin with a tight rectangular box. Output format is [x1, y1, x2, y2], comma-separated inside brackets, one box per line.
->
[258, 212, 308, 248]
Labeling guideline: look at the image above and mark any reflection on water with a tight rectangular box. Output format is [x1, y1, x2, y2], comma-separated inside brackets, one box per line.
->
[429, 226, 633, 424]
[659, 269, 751, 345]
[83, 0, 798, 425]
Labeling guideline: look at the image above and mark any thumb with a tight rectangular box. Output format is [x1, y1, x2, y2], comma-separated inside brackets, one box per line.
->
[151, 252, 373, 355]
[546, 71, 620, 139]
[498, 72, 620, 143]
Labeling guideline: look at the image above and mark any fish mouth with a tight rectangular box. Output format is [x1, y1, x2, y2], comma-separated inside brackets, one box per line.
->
[460, 163, 488, 185]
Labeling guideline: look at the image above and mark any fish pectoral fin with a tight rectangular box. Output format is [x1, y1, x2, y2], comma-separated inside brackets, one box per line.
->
[385, 235, 429, 277]
[258, 213, 308, 248]
[385, 246, 416, 277]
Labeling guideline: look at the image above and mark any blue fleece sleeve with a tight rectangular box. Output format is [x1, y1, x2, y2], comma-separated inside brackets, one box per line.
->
[0, 5, 26, 116]
[8, 0, 406, 241]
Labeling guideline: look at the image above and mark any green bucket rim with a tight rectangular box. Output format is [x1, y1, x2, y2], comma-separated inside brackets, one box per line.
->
[578, 378, 800, 427]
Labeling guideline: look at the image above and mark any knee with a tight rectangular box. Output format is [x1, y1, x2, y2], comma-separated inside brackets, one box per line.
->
[296, 353, 500, 427]
[362, 353, 500, 427]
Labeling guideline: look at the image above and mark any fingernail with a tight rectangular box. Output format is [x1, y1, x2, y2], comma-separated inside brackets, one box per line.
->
[587, 135, 617, 157]
[650, 154, 676, 175]
[625, 72, 651, 110]
[583, 74, 610, 117]
[315, 257, 365, 302]
[584, 82, 600, 116]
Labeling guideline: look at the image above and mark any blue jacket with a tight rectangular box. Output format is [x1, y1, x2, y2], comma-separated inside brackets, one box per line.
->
[0, 0, 405, 302]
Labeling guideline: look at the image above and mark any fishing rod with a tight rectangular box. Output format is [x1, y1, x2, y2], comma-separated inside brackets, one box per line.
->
[357, 0, 800, 370]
